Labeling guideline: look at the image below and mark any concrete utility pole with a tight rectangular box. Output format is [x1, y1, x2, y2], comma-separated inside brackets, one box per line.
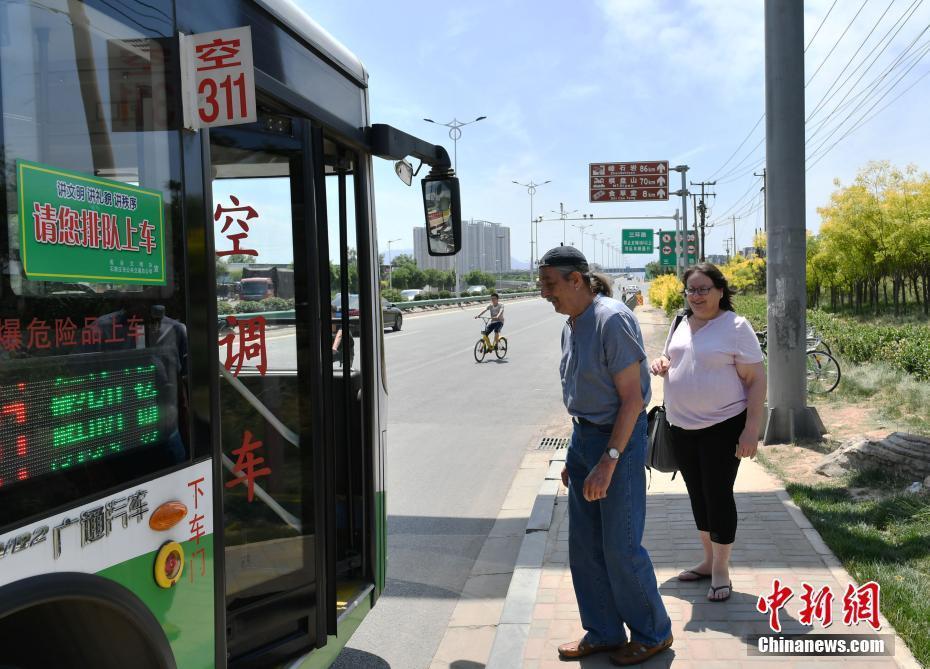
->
[732, 215, 738, 257]
[691, 180, 716, 261]
[672, 165, 689, 279]
[754, 168, 767, 232]
[763, 0, 824, 443]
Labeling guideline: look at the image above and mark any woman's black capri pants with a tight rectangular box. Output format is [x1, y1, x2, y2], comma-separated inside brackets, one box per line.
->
[669, 410, 746, 545]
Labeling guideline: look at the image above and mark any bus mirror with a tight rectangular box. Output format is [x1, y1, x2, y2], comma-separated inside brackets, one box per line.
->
[394, 159, 413, 186]
[422, 176, 461, 256]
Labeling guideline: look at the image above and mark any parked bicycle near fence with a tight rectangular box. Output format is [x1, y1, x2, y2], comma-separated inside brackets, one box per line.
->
[755, 329, 841, 393]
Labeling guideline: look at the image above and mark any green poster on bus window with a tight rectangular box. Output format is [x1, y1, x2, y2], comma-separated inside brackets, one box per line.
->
[16, 160, 166, 285]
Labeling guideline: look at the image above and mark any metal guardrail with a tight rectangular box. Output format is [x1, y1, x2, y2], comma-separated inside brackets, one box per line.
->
[393, 291, 538, 310]
[217, 291, 541, 324]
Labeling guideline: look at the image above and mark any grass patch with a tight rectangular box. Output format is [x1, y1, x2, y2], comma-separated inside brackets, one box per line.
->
[832, 360, 930, 433]
[785, 475, 930, 666]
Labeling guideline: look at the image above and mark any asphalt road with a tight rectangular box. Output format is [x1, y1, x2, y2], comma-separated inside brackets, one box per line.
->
[331, 296, 571, 669]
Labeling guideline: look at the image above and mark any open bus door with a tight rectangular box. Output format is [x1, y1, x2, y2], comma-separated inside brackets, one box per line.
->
[208, 112, 326, 666]
[208, 108, 375, 666]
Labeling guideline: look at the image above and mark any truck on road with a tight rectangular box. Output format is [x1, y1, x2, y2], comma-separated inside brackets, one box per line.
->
[239, 266, 295, 300]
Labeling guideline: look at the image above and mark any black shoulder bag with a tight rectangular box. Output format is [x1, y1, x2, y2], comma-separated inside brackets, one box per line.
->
[646, 312, 684, 478]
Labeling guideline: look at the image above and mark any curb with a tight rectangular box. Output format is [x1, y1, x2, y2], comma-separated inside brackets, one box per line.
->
[486, 451, 565, 669]
[773, 491, 923, 669]
[485, 453, 922, 669]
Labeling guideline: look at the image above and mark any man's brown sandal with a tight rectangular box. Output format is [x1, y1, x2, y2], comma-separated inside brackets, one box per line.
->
[609, 635, 673, 666]
[557, 637, 623, 659]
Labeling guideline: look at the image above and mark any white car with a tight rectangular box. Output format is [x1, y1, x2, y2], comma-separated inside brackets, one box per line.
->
[465, 285, 486, 295]
[399, 289, 422, 301]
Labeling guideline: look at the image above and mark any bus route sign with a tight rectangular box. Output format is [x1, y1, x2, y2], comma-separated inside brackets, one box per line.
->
[17, 160, 166, 285]
[180, 26, 257, 130]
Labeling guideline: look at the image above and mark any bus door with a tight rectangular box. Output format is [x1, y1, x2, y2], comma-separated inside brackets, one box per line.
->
[208, 110, 327, 666]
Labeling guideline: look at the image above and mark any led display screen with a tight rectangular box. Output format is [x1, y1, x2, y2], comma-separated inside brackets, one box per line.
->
[0, 348, 177, 488]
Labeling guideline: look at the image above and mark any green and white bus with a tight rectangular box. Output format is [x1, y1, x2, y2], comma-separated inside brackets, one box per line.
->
[0, 0, 460, 666]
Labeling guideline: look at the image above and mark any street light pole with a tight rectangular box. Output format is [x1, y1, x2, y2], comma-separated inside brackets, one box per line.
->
[424, 115, 486, 295]
[423, 115, 487, 174]
[386, 237, 401, 289]
[571, 223, 591, 258]
[496, 234, 505, 288]
[513, 179, 551, 274]
[552, 202, 578, 246]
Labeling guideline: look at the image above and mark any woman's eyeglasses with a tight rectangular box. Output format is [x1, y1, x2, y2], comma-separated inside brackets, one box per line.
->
[682, 286, 714, 297]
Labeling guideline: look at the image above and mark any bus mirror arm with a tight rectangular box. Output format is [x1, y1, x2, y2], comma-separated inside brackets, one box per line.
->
[369, 124, 453, 174]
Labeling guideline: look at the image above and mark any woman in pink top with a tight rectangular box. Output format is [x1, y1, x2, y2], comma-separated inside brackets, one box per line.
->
[649, 264, 765, 602]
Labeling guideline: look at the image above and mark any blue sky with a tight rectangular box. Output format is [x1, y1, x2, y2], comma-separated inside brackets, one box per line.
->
[298, 0, 930, 267]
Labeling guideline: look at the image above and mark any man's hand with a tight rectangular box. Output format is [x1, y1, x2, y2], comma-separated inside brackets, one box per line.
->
[582, 458, 616, 502]
[561, 465, 569, 488]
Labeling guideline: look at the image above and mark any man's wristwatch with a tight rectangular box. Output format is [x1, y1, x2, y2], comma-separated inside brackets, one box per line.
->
[605, 447, 621, 460]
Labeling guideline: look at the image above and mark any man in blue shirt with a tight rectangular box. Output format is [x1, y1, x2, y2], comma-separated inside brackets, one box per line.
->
[538, 245, 672, 666]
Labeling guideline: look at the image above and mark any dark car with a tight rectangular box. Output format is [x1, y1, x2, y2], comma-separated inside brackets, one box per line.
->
[332, 294, 403, 334]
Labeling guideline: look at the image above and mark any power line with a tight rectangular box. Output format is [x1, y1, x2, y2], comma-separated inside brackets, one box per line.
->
[807, 0, 927, 137]
[807, 43, 930, 169]
[806, 0, 840, 52]
[807, 37, 930, 159]
[806, 0, 870, 86]
[707, 115, 764, 181]
[806, 0, 900, 123]
[705, 0, 841, 182]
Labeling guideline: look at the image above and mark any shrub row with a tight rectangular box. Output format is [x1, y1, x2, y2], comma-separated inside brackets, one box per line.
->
[648, 274, 683, 315]
[736, 294, 930, 381]
[217, 297, 296, 315]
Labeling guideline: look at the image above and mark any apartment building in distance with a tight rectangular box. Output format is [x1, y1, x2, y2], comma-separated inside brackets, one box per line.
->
[413, 219, 511, 274]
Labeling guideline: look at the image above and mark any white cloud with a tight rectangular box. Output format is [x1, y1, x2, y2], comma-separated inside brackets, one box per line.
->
[596, 0, 764, 95]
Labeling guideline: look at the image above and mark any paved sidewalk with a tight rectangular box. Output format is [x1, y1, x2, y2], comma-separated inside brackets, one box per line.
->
[433, 298, 922, 669]
[482, 301, 921, 669]
[505, 454, 919, 668]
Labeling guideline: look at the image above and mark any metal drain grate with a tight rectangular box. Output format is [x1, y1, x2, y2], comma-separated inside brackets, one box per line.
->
[537, 437, 570, 450]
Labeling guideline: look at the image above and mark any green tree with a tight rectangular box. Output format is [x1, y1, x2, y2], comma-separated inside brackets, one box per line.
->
[645, 261, 672, 279]
[224, 254, 256, 264]
[392, 253, 417, 268]
[464, 270, 496, 289]
[391, 264, 425, 290]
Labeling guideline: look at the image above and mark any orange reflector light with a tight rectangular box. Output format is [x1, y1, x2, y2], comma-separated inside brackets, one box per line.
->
[149, 501, 188, 531]
[154, 541, 184, 588]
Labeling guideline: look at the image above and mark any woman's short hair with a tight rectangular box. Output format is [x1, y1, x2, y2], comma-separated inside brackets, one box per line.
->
[682, 263, 734, 314]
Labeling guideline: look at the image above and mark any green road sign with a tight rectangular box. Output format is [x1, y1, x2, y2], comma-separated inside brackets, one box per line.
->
[17, 160, 166, 285]
[621, 229, 653, 254]
[658, 230, 697, 268]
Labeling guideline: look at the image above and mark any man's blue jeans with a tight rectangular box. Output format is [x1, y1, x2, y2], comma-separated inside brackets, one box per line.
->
[565, 412, 671, 647]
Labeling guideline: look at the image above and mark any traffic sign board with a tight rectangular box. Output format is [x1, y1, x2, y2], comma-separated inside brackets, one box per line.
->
[589, 161, 670, 203]
[621, 229, 653, 254]
[659, 231, 697, 267]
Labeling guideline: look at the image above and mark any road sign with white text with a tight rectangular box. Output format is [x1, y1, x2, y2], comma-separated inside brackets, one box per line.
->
[181, 26, 257, 130]
[621, 229, 654, 254]
[659, 230, 697, 267]
[589, 162, 670, 202]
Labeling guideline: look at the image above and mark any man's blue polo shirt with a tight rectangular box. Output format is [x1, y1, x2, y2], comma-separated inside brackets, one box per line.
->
[559, 294, 651, 425]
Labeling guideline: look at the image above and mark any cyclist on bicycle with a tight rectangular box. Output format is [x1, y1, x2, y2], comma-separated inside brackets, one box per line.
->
[475, 292, 505, 347]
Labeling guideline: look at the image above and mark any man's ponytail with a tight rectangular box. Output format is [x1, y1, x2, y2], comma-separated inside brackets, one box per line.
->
[589, 272, 613, 298]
